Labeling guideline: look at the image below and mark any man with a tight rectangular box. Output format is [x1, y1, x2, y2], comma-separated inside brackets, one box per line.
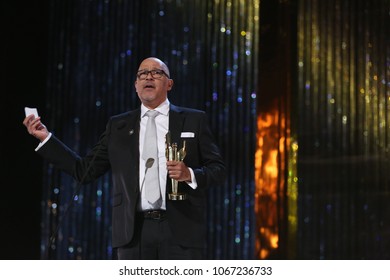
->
[23, 57, 226, 259]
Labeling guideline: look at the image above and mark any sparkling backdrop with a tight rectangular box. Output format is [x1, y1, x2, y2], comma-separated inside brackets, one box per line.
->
[42, 0, 259, 260]
[255, 0, 389, 260]
[297, 0, 389, 259]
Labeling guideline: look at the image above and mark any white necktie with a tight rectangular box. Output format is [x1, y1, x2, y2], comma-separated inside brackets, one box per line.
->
[142, 110, 161, 205]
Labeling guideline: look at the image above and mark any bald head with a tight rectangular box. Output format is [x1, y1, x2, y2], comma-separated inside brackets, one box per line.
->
[139, 57, 170, 78]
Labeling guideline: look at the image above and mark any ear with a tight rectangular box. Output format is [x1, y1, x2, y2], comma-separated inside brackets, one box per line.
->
[167, 79, 174, 91]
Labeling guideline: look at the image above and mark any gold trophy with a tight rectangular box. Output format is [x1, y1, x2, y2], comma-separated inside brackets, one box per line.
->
[165, 132, 187, 200]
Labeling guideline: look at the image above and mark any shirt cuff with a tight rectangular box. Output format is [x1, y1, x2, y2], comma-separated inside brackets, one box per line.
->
[186, 167, 198, 190]
[35, 132, 52, 151]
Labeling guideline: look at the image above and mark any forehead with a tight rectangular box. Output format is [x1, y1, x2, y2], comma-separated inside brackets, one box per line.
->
[138, 59, 164, 70]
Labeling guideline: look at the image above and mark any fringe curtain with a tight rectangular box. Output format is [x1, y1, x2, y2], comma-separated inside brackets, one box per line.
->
[255, 0, 389, 260]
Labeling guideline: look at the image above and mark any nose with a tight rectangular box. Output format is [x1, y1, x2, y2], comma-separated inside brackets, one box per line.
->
[145, 71, 154, 79]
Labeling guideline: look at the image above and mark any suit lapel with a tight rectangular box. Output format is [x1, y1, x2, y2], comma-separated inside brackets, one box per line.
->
[127, 109, 141, 160]
[169, 104, 185, 145]
[113, 110, 141, 178]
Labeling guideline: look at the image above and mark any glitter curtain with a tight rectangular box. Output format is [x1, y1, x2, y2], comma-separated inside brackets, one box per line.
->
[42, 0, 259, 260]
[297, 0, 389, 259]
[255, 0, 389, 260]
[255, 0, 297, 260]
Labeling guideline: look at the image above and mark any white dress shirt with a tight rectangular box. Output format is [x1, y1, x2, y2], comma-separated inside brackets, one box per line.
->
[138, 99, 197, 211]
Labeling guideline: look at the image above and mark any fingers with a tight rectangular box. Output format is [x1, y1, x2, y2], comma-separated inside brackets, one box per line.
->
[23, 115, 49, 140]
[23, 114, 35, 126]
[23, 115, 36, 134]
[166, 161, 191, 181]
[27, 117, 41, 132]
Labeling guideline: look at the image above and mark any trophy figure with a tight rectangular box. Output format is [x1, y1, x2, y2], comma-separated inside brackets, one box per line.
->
[165, 132, 187, 200]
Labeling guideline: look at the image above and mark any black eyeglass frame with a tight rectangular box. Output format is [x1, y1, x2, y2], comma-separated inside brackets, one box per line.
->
[136, 69, 170, 80]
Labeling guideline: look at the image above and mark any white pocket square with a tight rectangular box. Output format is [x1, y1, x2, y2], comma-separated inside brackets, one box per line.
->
[181, 132, 195, 138]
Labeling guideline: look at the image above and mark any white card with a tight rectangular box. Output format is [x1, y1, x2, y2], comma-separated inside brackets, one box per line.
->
[181, 132, 195, 138]
[24, 107, 39, 118]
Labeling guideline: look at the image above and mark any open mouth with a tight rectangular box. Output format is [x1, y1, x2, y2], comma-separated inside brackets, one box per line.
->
[144, 84, 155, 89]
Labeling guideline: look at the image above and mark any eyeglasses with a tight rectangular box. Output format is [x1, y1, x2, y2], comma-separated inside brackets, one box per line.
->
[136, 69, 169, 80]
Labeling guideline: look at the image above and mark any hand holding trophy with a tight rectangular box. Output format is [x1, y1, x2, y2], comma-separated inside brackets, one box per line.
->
[165, 132, 187, 200]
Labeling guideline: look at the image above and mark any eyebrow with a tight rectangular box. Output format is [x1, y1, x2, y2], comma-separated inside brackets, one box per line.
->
[137, 68, 164, 72]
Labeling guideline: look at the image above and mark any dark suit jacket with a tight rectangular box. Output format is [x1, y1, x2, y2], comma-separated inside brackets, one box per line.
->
[38, 104, 226, 248]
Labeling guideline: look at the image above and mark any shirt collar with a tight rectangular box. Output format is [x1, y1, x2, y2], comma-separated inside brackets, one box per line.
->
[141, 99, 170, 117]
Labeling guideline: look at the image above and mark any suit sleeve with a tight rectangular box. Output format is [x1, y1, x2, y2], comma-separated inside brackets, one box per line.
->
[191, 112, 226, 189]
[36, 128, 111, 184]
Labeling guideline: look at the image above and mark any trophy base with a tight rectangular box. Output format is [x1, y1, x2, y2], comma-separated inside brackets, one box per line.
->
[168, 193, 187, 200]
